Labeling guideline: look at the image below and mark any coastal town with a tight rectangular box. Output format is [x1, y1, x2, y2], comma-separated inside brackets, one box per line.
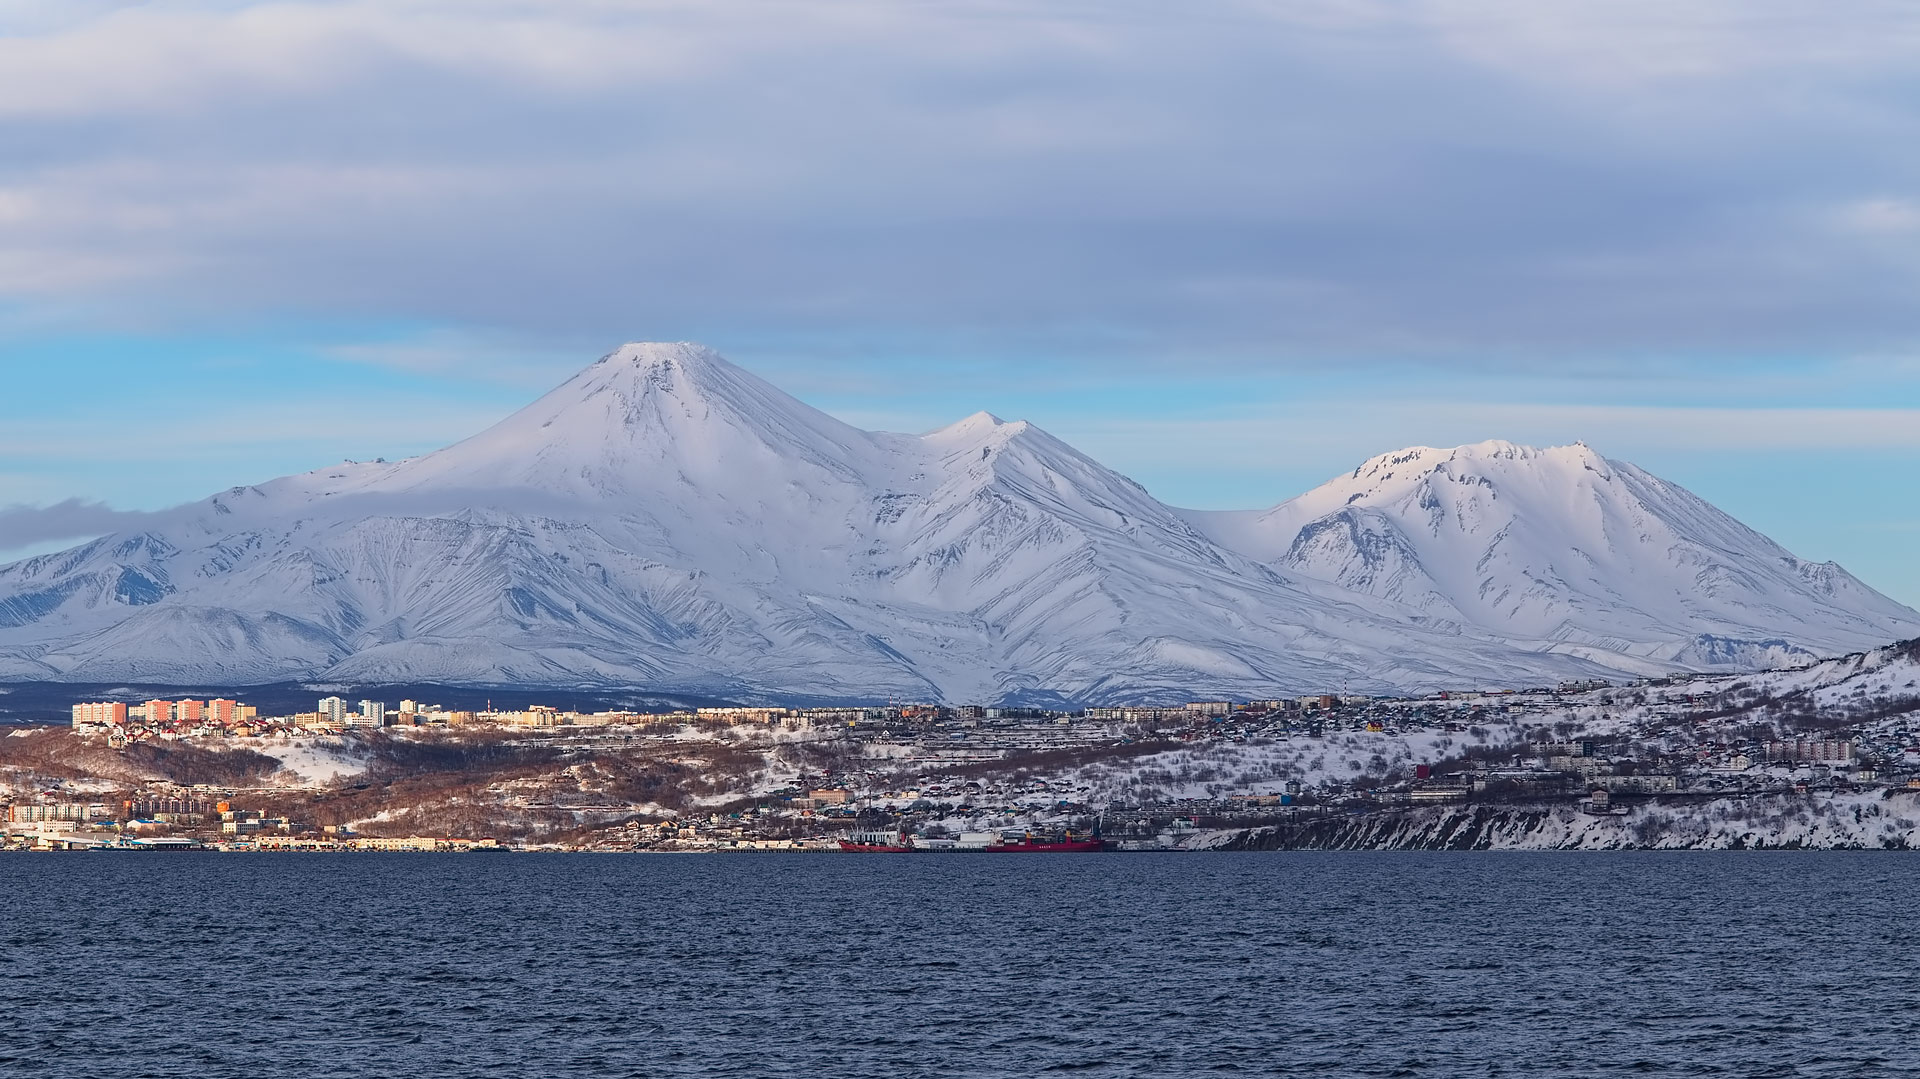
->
[6, 637, 1919, 852]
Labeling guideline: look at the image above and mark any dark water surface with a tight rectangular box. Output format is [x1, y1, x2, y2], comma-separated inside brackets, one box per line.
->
[3, 853, 1916, 1078]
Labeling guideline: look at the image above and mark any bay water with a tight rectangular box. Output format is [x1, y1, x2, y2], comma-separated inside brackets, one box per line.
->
[3, 852, 1915, 1077]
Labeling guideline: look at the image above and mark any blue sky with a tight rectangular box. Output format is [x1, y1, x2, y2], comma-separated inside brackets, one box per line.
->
[1, 1, 1918, 604]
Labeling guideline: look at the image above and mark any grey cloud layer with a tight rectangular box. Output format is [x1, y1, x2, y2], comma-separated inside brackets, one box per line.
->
[0, 499, 155, 548]
[3, 0, 1919, 361]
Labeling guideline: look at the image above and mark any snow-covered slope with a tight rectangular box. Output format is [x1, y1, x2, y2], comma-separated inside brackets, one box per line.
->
[1718, 637, 1920, 714]
[1, 346, 1913, 702]
[1186, 441, 1920, 672]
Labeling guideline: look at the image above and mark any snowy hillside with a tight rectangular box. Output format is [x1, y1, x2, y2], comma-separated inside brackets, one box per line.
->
[1186, 441, 1920, 673]
[1693, 637, 1920, 719]
[0, 344, 1914, 703]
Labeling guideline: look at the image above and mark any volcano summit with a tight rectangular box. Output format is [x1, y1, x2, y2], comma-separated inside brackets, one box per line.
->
[1, 343, 1913, 704]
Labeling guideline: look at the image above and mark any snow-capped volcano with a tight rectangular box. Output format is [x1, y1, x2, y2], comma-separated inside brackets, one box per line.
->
[364, 341, 888, 499]
[0, 344, 1913, 702]
[1186, 440, 1920, 670]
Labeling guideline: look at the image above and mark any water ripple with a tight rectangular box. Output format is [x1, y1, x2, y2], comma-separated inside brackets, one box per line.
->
[3, 852, 1919, 1077]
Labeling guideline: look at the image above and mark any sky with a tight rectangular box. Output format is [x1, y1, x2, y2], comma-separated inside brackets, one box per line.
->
[0, 0, 1918, 604]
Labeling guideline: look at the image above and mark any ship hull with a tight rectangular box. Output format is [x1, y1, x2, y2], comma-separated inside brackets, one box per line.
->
[981, 839, 1105, 853]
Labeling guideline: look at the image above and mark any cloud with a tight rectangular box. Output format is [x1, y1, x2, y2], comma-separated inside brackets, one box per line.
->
[0, 498, 155, 548]
[0, 400, 504, 464]
[1830, 198, 1920, 237]
[1043, 401, 1920, 505]
[317, 328, 592, 385]
[0, 1, 1916, 365]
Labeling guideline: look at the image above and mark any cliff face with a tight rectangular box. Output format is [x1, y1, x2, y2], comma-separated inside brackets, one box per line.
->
[1196, 795, 1920, 851]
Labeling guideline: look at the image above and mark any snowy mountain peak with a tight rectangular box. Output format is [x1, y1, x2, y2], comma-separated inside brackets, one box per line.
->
[943, 410, 1010, 431]
[582, 341, 749, 401]
[1187, 437, 1920, 671]
[294, 341, 884, 500]
[1326, 439, 1613, 506]
[1, 344, 1916, 701]
[597, 340, 725, 371]
[922, 410, 1033, 452]
[568, 340, 778, 413]
[1351, 439, 1598, 478]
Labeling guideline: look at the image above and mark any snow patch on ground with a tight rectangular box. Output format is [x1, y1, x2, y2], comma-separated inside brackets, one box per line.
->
[1068, 727, 1519, 802]
[257, 737, 366, 785]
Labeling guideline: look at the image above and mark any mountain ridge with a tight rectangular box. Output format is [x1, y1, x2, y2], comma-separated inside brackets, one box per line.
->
[1, 342, 1913, 703]
[1183, 437, 1918, 672]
